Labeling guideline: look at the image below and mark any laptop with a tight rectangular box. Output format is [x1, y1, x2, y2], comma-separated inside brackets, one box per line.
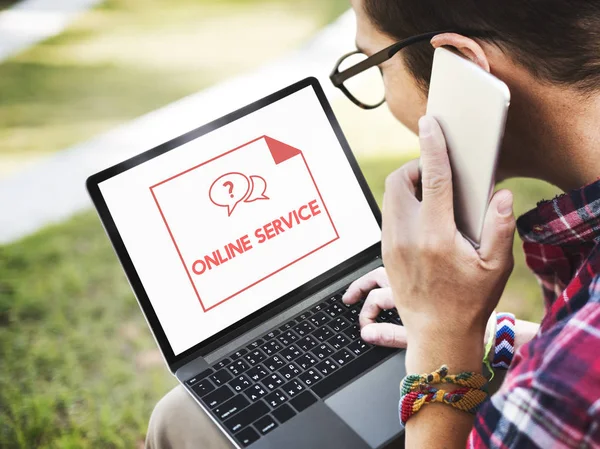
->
[86, 77, 406, 449]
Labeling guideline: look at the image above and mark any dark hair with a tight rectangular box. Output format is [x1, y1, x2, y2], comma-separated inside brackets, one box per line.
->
[363, 0, 600, 93]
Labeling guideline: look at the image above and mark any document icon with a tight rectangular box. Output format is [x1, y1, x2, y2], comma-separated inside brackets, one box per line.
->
[150, 136, 339, 312]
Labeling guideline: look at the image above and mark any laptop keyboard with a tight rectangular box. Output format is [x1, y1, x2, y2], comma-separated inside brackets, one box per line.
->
[184, 289, 402, 447]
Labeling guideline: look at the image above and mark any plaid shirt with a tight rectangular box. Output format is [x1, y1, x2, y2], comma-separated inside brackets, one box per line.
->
[468, 179, 600, 448]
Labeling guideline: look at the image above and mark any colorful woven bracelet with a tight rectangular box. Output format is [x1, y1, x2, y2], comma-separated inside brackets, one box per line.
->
[492, 312, 516, 370]
[399, 385, 488, 425]
[400, 365, 488, 396]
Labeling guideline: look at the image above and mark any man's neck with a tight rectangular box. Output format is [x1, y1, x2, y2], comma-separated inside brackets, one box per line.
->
[510, 82, 600, 192]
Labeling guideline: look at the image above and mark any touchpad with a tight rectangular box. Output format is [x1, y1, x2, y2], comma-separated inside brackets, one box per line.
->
[325, 352, 406, 448]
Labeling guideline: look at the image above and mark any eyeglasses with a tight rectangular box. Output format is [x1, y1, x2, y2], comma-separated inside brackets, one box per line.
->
[330, 30, 492, 109]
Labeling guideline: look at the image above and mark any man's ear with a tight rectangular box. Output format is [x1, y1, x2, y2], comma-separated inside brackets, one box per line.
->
[430, 33, 490, 72]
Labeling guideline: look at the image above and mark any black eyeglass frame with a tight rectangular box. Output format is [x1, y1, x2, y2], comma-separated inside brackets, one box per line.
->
[330, 29, 494, 109]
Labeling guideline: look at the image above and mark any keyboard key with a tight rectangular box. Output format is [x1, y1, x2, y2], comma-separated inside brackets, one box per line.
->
[298, 368, 322, 387]
[279, 319, 297, 332]
[296, 353, 319, 370]
[244, 349, 266, 366]
[313, 343, 334, 360]
[235, 426, 259, 447]
[245, 384, 268, 402]
[332, 348, 355, 367]
[261, 340, 282, 356]
[191, 378, 215, 397]
[330, 316, 351, 332]
[297, 311, 312, 321]
[309, 312, 329, 327]
[248, 338, 265, 350]
[186, 368, 213, 386]
[347, 340, 370, 356]
[273, 403, 296, 424]
[326, 295, 339, 304]
[204, 385, 234, 408]
[313, 347, 397, 399]
[280, 345, 302, 362]
[278, 330, 299, 346]
[254, 415, 278, 435]
[294, 321, 315, 337]
[214, 394, 250, 421]
[231, 349, 248, 360]
[343, 308, 360, 321]
[214, 358, 230, 371]
[343, 324, 361, 340]
[224, 400, 269, 433]
[227, 360, 250, 376]
[263, 372, 285, 390]
[246, 364, 270, 382]
[290, 390, 318, 412]
[264, 330, 281, 341]
[264, 389, 288, 408]
[230, 374, 252, 392]
[210, 369, 233, 387]
[313, 326, 333, 342]
[329, 334, 350, 351]
[279, 363, 301, 381]
[281, 379, 305, 397]
[315, 359, 339, 377]
[264, 355, 285, 372]
[310, 302, 327, 314]
[297, 335, 319, 352]
[323, 303, 345, 319]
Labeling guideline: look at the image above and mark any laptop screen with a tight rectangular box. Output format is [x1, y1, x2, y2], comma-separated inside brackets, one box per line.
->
[97, 85, 381, 356]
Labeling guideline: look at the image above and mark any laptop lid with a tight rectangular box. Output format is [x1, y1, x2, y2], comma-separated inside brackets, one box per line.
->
[87, 77, 382, 371]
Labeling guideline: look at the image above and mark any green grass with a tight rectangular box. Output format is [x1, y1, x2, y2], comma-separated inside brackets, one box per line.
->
[0, 154, 560, 448]
[0, 0, 349, 160]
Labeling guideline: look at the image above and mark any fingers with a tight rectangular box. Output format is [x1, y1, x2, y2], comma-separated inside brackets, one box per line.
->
[478, 189, 516, 267]
[361, 323, 407, 348]
[342, 267, 389, 304]
[358, 288, 395, 328]
[417, 116, 454, 226]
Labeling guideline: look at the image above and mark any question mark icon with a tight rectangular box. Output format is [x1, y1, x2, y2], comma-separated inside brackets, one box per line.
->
[223, 181, 234, 198]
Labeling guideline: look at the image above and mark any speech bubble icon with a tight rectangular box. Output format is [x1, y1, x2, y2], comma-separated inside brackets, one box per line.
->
[209, 172, 251, 216]
[245, 175, 270, 203]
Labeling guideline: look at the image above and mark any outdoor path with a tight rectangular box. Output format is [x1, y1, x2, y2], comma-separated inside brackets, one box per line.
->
[0, 10, 418, 244]
[0, 0, 102, 62]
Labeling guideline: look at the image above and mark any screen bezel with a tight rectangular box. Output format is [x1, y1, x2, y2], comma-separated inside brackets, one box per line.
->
[86, 77, 382, 371]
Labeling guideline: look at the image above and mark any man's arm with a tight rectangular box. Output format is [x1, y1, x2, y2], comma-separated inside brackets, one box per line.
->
[380, 116, 517, 448]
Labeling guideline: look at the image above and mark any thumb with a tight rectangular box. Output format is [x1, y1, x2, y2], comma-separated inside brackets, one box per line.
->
[478, 189, 516, 266]
[361, 323, 407, 348]
[418, 116, 455, 230]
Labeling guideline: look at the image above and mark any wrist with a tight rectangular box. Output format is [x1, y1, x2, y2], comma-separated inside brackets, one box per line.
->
[406, 331, 484, 375]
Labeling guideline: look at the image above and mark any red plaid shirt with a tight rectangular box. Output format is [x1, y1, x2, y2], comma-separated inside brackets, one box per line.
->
[468, 179, 600, 448]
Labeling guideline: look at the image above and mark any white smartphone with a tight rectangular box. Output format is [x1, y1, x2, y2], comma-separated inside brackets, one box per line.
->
[425, 47, 511, 248]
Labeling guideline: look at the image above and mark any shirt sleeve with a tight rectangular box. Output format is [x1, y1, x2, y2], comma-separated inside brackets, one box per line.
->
[467, 276, 600, 448]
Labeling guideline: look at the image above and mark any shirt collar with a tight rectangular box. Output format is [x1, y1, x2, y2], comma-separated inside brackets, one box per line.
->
[517, 179, 600, 246]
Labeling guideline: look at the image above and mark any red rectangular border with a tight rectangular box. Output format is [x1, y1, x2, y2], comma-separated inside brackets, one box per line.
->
[149, 136, 339, 312]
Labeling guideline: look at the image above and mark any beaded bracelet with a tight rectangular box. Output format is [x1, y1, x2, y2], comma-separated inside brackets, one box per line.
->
[400, 365, 488, 396]
[492, 313, 516, 370]
[400, 386, 488, 425]
[399, 365, 488, 426]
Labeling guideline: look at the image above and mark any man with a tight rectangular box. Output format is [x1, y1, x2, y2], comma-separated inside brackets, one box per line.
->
[146, 1, 600, 447]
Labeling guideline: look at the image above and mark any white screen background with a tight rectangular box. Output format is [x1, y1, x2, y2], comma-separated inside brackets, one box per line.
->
[99, 86, 381, 355]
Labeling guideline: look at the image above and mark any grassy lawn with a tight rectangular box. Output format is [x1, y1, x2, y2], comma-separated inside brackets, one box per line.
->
[0, 0, 348, 175]
[0, 153, 559, 447]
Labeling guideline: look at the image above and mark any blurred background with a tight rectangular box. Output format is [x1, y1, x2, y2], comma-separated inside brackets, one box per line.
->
[0, 0, 559, 447]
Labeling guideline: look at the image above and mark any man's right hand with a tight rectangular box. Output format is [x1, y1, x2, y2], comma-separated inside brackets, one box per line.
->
[342, 267, 407, 348]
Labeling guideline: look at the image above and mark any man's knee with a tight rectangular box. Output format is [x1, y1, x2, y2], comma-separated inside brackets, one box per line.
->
[146, 386, 233, 449]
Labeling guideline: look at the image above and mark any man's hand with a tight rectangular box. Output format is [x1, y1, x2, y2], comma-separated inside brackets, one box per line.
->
[383, 115, 517, 373]
[342, 268, 407, 348]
